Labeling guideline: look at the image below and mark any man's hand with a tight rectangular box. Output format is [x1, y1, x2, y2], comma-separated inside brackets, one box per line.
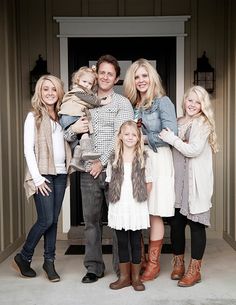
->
[89, 160, 103, 179]
[71, 117, 89, 134]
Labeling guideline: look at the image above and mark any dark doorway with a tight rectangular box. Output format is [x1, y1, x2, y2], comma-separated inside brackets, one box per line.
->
[68, 37, 176, 102]
[68, 37, 176, 226]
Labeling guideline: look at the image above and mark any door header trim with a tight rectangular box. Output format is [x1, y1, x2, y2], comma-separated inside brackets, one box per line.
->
[54, 16, 190, 38]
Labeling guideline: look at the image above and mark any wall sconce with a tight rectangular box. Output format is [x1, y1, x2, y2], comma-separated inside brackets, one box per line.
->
[30, 55, 49, 95]
[194, 51, 215, 93]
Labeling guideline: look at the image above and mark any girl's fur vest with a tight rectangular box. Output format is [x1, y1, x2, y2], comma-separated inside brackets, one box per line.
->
[108, 151, 148, 203]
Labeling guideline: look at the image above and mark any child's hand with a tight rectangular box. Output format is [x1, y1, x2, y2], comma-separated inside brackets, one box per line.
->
[100, 95, 111, 106]
[159, 127, 172, 137]
[158, 128, 176, 145]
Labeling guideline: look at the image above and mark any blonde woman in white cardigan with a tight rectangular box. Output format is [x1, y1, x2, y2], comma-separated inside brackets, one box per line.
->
[159, 85, 218, 287]
[12, 75, 72, 282]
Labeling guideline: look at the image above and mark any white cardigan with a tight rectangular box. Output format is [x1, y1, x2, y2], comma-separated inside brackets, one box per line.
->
[162, 117, 213, 214]
[24, 112, 67, 187]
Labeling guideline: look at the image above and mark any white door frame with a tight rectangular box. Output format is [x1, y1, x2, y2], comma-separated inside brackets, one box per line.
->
[53, 16, 190, 232]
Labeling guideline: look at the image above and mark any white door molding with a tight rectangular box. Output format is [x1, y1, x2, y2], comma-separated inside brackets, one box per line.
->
[54, 16, 190, 110]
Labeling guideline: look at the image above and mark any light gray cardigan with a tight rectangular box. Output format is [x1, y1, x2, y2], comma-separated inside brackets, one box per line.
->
[161, 116, 213, 214]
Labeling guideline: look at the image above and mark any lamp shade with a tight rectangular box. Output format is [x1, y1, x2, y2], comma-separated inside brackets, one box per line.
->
[194, 52, 215, 93]
[30, 55, 49, 95]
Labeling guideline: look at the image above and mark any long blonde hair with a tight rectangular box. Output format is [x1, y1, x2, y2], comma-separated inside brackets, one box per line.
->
[112, 120, 145, 168]
[31, 75, 64, 127]
[123, 58, 165, 108]
[183, 86, 218, 153]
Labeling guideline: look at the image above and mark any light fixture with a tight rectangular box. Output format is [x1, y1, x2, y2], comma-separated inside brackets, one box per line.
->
[30, 55, 49, 95]
[194, 51, 215, 93]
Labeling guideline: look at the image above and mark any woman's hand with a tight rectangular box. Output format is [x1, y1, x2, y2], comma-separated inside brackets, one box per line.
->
[71, 117, 89, 134]
[159, 127, 172, 138]
[36, 179, 52, 196]
[89, 160, 103, 179]
[158, 127, 176, 145]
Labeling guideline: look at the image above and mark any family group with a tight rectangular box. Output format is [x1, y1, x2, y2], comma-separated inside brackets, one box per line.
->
[12, 55, 218, 292]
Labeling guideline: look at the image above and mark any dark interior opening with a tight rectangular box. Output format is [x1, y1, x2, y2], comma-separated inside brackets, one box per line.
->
[68, 36, 176, 226]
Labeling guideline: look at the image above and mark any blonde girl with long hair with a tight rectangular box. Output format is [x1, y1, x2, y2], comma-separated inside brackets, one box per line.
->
[106, 120, 152, 291]
[123, 58, 178, 282]
[159, 85, 218, 287]
[13, 75, 71, 282]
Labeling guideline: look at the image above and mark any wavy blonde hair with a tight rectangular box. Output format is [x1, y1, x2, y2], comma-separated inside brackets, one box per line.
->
[183, 86, 219, 153]
[71, 66, 97, 89]
[31, 75, 64, 128]
[123, 58, 165, 109]
[112, 120, 145, 168]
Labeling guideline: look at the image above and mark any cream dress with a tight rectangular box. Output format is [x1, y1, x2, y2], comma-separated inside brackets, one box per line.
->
[146, 145, 175, 217]
[106, 157, 152, 231]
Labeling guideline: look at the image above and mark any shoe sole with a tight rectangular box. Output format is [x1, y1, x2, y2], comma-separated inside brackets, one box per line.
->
[82, 279, 98, 283]
[82, 272, 104, 283]
[140, 271, 160, 282]
[109, 283, 131, 290]
[11, 260, 35, 279]
[178, 279, 201, 287]
[43, 270, 60, 283]
[82, 155, 101, 161]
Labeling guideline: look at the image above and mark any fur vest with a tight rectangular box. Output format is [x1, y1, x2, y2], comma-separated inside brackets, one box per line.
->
[108, 151, 148, 203]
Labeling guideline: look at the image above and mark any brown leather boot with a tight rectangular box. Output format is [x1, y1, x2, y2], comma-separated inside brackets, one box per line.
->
[178, 258, 201, 287]
[109, 262, 131, 290]
[140, 234, 147, 275]
[131, 264, 145, 291]
[140, 239, 163, 282]
[171, 254, 185, 280]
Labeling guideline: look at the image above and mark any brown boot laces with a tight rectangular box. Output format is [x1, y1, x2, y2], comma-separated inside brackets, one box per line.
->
[171, 256, 184, 267]
[183, 261, 200, 279]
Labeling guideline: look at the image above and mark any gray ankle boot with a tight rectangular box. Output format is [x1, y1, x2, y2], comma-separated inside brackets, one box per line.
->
[12, 253, 36, 278]
[70, 145, 85, 171]
[43, 260, 60, 282]
[80, 137, 101, 161]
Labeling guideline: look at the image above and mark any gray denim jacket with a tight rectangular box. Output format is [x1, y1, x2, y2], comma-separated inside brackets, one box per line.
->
[139, 96, 177, 152]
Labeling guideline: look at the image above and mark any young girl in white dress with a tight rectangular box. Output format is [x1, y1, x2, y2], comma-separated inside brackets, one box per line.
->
[106, 120, 152, 291]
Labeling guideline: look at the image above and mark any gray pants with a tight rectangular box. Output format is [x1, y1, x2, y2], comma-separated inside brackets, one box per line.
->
[80, 171, 119, 276]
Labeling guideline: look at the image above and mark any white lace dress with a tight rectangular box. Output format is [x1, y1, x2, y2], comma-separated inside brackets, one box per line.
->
[106, 158, 152, 231]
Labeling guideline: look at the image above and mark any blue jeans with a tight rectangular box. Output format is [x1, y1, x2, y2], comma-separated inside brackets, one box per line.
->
[21, 174, 67, 261]
[80, 171, 119, 276]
